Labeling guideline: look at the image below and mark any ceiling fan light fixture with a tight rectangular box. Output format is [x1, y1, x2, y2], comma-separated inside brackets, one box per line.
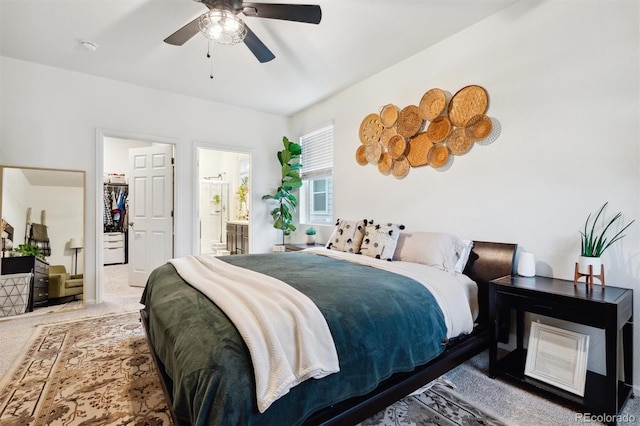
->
[199, 9, 247, 45]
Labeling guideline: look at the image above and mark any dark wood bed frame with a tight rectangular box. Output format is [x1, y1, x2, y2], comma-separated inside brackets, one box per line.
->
[140, 240, 517, 425]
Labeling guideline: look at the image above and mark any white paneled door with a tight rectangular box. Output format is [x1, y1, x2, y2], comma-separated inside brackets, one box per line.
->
[127, 145, 174, 287]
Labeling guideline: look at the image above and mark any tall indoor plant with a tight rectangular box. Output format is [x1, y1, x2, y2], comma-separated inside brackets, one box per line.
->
[262, 136, 302, 247]
[578, 202, 634, 274]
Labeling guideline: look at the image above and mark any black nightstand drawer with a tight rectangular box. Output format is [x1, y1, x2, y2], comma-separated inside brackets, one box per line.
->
[496, 291, 582, 320]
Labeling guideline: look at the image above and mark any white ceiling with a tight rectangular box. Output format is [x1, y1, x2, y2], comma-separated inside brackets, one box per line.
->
[0, 0, 517, 116]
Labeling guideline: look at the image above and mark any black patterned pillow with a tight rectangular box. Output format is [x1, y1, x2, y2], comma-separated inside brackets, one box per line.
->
[326, 218, 371, 254]
[359, 223, 405, 261]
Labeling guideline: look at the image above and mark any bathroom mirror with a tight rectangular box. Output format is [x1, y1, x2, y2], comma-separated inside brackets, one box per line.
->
[0, 165, 85, 315]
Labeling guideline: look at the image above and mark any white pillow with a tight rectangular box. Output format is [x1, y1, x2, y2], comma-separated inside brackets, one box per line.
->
[393, 232, 466, 271]
[326, 219, 371, 254]
[359, 223, 405, 261]
[454, 239, 474, 273]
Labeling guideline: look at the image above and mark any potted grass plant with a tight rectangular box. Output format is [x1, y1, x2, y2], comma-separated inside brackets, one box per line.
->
[578, 202, 634, 274]
[262, 136, 302, 249]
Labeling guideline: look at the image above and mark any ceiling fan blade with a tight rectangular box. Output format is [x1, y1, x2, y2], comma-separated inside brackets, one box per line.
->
[164, 16, 201, 46]
[243, 25, 275, 63]
[241, 3, 321, 24]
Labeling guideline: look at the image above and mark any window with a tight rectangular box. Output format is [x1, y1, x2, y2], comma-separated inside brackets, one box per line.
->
[300, 124, 333, 224]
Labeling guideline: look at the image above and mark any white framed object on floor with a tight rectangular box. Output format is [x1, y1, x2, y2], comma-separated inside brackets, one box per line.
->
[524, 322, 589, 396]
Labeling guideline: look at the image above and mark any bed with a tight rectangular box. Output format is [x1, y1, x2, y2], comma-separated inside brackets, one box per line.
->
[140, 237, 517, 425]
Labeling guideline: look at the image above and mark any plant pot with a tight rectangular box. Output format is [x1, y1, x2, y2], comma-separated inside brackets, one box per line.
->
[306, 235, 316, 245]
[578, 256, 602, 275]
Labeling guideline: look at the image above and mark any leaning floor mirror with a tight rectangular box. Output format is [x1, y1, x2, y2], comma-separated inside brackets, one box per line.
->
[0, 166, 85, 319]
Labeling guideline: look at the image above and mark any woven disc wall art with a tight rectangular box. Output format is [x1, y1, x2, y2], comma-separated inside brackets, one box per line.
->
[406, 132, 433, 167]
[378, 152, 393, 174]
[419, 88, 448, 121]
[355, 84, 498, 178]
[359, 113, 384, 145]
[447, 85, 488, 127]
[380, 104, 400, 128]
[446, 128, 473, 156]
[396, 105, 424, 138]
[465, 114, 493, 140]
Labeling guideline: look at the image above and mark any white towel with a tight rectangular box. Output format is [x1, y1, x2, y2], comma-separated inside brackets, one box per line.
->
[168, 255, 340, 412]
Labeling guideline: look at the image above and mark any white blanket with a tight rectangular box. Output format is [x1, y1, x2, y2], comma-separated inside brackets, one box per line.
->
[168, 255, 340, 413]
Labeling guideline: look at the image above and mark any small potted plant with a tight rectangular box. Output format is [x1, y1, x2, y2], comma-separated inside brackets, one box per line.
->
[11, 243, 45, 260]
[305, 227, 317, 245]
[578, 202, 634, 275]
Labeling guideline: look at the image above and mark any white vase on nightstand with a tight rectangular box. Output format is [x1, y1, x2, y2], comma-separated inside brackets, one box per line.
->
[517, 252, 536, 277]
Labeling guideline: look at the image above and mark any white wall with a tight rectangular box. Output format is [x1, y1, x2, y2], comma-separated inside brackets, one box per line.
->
[103, 137, 153, 177]
[1, 168, 29, 246]
[291, 0, 640, 389]
[29, 186, 83, 272]
[0, 56, 289, 304]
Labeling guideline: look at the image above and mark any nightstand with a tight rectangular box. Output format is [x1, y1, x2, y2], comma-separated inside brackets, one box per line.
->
[489, 275, 633, 421]
[285, 243, 322, 252]
[1, 256, 49, 311]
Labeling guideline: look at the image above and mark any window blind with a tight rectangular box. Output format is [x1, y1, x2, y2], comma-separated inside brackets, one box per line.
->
[301, 124, 333, 179]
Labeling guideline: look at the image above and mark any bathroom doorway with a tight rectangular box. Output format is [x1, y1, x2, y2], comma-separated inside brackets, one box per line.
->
[196, 146, 251, 255]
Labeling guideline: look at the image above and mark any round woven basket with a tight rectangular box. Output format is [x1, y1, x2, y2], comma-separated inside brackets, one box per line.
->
[448, 85, 489, 127]
[419, 88, 447, 121]
[476, 117, 501, 146]
[380, 126, 397, 148]
[355, 145, 368, 165]
[391, 156, 410, 179]
[465, 114, 493, 140]
[426, 116, 452, 143]
[447, 127, 473, 156]
[380, 104, 400, 128]
[359, 113, 384, 144]
[364, 141, 382, 164]
[378, 152, 393, 175]
[427, 144, 450, 169]
[388, 134, 407, 159]
[406, 132, 433, 167]
[397, 105, 424, 138]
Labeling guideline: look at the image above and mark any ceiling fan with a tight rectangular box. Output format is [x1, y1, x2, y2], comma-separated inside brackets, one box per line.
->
[164, 0, 322, 63]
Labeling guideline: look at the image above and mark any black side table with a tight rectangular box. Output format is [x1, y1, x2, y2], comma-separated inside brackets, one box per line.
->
[489, 275, 633, 422]
[284, 243, 322, 252]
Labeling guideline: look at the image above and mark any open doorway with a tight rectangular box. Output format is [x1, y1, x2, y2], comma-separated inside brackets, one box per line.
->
[100, 135, 175, 302]
[196, 146, 251, 255]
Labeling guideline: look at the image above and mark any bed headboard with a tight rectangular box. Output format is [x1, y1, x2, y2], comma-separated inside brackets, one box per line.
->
[464, 241, 517, 285]
[464, 240, 518, 327]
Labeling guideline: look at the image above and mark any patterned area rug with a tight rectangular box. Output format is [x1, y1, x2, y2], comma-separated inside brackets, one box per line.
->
[0, 312, 505, 426]
[0, 312, 171, 425]
[362, 381, 507, 426]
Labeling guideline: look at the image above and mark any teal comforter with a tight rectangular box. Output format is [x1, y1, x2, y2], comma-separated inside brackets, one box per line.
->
[141, 252, 447, 425]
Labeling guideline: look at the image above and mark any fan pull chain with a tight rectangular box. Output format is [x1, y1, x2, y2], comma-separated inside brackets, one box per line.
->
[207, 40, 214, 79]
